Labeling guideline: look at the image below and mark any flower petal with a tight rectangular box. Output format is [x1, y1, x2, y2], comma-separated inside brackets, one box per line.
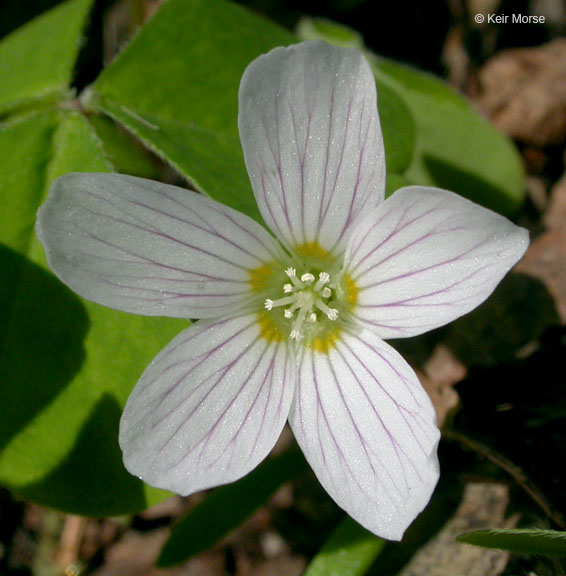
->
[344, 186, 530, 339]
[36, 173, 284, 318]
[288, 328, 440, 540]
[239, 40, 385, 256]
[119, 314, 295, 495]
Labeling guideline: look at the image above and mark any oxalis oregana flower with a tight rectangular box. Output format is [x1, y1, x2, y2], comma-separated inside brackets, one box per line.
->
[36, 40, 529, 540]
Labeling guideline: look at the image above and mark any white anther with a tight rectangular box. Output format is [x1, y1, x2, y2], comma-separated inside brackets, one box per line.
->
[265, 267, 340, 341]
[266, 296, 295, 310]
[316, 299, 339, 321]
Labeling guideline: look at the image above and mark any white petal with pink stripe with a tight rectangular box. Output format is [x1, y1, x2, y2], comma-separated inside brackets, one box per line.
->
[119, 314, 296, 495]
[289, 327, 440, 540]
[37, 173, 284, 319]
[344, 186, 530, 339]
[238, 40, 385, 256]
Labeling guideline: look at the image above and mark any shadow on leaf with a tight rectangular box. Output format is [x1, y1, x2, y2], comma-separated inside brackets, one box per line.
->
[423, 154, 520, 215]
[0, 243, 89, 452]
[445, 273, 559, 368]
[13, 393, 149, 515]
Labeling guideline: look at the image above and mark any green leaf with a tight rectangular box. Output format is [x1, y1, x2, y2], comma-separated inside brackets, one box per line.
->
[457, 528, 566, 557]
[0, 110, 185, 514]
[0, 0, 93, 116]
[303, 516, 385, 576]
[385, 172, 413, 198]
[48, 110, 113, 180]
[96, 101, 261, 220]
[87, 114, 161, 179]
[371, 57, 525, 214]
[158, 449, 307, 566]
[0, 111, 58, 253]
[91, 0, 295, 220]
[296, 17, 364, 49]
[375, 81, 415, 175]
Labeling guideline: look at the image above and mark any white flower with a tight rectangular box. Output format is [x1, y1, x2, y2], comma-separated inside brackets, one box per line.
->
[36, 41, 529, 540]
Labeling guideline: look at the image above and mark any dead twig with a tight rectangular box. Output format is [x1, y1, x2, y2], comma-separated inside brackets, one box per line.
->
[443, 428, 565, 529]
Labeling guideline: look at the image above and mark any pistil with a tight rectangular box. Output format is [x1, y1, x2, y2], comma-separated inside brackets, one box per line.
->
[264, 269, 339, 340]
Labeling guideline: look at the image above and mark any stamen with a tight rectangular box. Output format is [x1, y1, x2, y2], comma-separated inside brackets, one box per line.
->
[285, 267, 304, 289]
[314, 272, 330, 291]
[290, 306, 309, 339]
[284, 302, 301, 318]
[265, 267, 341, 342]
[265, 296, 295, 310]
[315, 299, 339, 320]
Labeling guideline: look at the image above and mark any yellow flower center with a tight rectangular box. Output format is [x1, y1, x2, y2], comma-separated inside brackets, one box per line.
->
[249, 243, 358, 352]
[265, 268, 339, 341]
